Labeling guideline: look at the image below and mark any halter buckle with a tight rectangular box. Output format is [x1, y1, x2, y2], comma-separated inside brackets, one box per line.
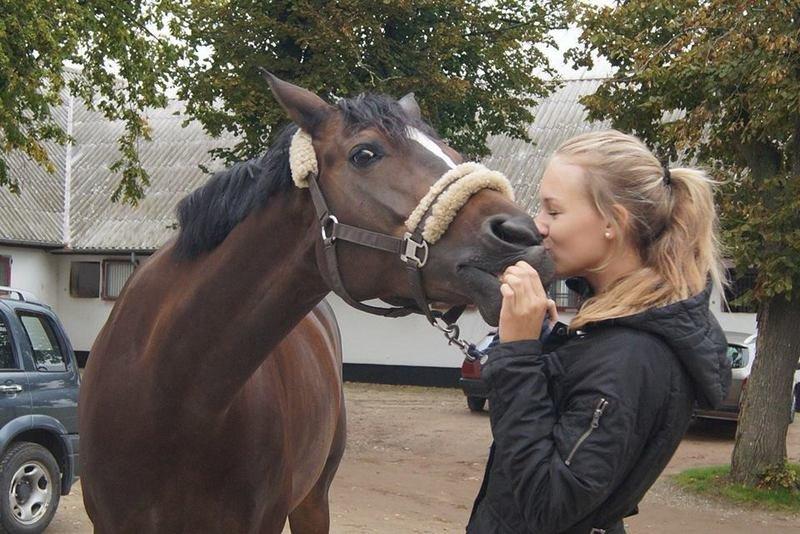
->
[321, 215, 339, 246]
[401, 233, 429, 268]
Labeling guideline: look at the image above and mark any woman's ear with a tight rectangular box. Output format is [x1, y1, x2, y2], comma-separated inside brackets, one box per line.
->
[606, 204, 631, 239]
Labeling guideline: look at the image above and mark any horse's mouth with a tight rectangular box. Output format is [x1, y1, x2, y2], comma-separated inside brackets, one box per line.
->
[456, 248, 555, 326]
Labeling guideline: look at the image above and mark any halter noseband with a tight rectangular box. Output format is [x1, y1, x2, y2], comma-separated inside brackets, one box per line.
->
[291, 128, 513, 349]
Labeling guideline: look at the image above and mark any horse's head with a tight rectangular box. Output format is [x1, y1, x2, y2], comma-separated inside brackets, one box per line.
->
[265, 74, 553, 326]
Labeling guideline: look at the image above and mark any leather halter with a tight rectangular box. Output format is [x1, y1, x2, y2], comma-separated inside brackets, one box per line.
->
[305, 170, 465, 328]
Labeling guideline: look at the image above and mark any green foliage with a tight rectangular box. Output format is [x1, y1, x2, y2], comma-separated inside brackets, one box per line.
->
[674, 464, 800, 512]
[569, 0, 800, 302]
[173, 0, 571, 162]
[0, 0, 186, 205]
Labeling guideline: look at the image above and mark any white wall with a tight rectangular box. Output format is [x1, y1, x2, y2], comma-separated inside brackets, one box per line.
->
[0, 245, 759, 363]
[0, 246, 59, 307]
[328, 295, 494, 368]
[53, 254, 122, 352]
[709, 285, 757, 335]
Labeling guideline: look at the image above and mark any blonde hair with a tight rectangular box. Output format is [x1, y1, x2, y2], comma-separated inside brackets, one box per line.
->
[552, 130, 725, 330]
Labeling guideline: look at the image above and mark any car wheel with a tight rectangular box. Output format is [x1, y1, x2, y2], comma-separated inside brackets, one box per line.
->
[467, 396, 486, 412]
[0, 443, 60, 534]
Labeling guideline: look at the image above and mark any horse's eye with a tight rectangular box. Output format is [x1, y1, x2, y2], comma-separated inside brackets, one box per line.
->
[351, 148, 378, 167]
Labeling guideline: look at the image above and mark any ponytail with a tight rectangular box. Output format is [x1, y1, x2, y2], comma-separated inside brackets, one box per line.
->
[552, 131, 725, 330]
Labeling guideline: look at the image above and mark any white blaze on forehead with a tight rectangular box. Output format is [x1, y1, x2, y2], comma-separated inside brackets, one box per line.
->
[406, 127, 457, 169]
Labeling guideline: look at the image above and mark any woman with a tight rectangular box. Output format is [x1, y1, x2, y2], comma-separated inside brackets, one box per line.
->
[467, 130, 731, 534]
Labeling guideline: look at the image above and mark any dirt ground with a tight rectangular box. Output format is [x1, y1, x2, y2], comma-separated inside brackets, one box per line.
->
[49, 383, 800, 533]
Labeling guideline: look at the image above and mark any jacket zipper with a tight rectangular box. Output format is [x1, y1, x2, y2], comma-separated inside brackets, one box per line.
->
[565, 398, 609, 466]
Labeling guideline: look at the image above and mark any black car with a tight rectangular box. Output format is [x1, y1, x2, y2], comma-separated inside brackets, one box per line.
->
[0, 287, 80, 533]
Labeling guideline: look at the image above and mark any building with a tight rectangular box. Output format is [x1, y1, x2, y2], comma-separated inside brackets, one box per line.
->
[0, 77, 756, 384]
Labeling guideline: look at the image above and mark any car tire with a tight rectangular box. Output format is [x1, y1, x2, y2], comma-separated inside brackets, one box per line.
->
[0, 442, 60, 534]
[467, 396, 486, 412]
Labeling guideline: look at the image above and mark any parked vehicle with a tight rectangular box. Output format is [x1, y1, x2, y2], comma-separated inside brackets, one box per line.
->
[0, 286, 80, 533]
[690, 331, 799, 423]
[459, 333, 494, 412]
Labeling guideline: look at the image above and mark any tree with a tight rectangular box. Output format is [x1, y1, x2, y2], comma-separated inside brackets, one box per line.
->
[569, 0, 800, 486]
[0, 0, 186, 204]
[172, 0, 572, 162]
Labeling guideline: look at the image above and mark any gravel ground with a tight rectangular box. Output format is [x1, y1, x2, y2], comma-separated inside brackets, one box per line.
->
[47, 383, 800, 533]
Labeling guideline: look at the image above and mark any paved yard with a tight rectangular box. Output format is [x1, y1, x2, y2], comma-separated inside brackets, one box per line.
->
[49, 383, 800, 533]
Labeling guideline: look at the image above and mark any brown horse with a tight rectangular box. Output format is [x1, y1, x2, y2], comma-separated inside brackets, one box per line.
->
[79, 74, 553, 533]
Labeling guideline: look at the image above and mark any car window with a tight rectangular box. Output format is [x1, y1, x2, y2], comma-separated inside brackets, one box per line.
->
[0, 316, 19, 369]
[727, 344, 749, 370]
[18, 313, 67, 372]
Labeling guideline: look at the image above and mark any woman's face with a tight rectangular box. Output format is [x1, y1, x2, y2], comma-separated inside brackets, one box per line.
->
[534, 157, 612, 278]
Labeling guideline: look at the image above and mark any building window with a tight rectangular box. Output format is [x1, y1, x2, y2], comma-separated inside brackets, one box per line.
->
[69, 262, 100, 298]
[102, 260, 135, 300]
[547, 278, 581, 311]
[723, 268, 757, 313]
[0, 255, 10, 286]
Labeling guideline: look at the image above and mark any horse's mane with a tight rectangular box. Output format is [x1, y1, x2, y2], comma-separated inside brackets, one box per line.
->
[173, 94, 436, 259]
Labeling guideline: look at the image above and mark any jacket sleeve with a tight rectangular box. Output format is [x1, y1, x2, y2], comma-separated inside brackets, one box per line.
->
[482, 337, 661, 533]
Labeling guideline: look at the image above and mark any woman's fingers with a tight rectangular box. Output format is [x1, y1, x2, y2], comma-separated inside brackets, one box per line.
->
[515, 261, 547, 300]
[502, 274, 531, 315]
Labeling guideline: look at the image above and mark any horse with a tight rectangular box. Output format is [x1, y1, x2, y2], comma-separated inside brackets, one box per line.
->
[78, 73, 553, 533]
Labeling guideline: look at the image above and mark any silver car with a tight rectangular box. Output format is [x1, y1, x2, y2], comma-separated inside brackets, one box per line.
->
[694, 331, 800, 423]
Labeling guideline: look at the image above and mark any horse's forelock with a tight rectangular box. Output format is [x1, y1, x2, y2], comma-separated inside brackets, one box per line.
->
[336, 93, 436, 145]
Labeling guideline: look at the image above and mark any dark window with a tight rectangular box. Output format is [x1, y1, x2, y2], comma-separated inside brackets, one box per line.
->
[547, 278, 581, 311]
[0, 316, 18, 369]
[723, 268, 757, 313]
[102, 260, 135, 300]
[18, 313, 67, 372]
[0, 255, 10, 286]
[70, 261, 100, 298]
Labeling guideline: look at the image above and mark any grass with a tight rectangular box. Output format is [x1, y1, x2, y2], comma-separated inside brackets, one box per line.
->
[673, 463, 800, 513]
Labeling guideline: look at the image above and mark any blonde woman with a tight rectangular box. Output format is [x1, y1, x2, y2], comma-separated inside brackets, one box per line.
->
[467, 130, 731, 534]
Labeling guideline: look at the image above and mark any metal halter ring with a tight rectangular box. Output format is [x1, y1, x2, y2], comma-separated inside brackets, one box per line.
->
[321, 215, 339, 245]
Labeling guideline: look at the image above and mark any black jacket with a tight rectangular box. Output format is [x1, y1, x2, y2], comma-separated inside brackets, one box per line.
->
[467, 283, 730, 534]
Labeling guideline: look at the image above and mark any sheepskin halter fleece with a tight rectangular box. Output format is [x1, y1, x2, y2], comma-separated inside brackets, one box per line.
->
[289, 128, 514, 244]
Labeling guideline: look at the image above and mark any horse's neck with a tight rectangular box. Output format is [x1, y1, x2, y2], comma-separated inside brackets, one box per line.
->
[156, 191, 328, 408]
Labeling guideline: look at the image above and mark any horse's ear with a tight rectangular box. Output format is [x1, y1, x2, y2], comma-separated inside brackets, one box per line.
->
[260, 69, 332, 134]
[398, 92, 421, 121]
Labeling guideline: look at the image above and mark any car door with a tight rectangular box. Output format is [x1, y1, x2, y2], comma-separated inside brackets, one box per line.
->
[0, 305, 33, 425]
[15, 310, 79, 433]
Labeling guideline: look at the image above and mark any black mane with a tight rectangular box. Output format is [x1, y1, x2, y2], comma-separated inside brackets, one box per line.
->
[174, 93, 436, 259]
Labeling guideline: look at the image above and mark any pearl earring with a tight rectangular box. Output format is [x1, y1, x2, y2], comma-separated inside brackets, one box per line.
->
[605, 232, 611, 239]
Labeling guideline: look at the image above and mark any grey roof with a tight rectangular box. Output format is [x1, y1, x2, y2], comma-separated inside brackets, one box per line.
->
[1, 76, 612, 252]
[1, 79, 234, 252]
[67, 99, 234, 251]
[483, 78, 611, 215]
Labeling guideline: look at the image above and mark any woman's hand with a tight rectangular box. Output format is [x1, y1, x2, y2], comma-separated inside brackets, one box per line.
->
[498, 261, 558, 343]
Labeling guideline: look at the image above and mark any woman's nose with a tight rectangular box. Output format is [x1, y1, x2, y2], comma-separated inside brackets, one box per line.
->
[533, 215, 548, 237]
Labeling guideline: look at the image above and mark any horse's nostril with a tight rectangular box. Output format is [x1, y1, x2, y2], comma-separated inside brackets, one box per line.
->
[488, 215, 541, 247]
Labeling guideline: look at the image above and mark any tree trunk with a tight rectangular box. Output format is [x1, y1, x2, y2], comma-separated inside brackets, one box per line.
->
[730, 291, 800, 485]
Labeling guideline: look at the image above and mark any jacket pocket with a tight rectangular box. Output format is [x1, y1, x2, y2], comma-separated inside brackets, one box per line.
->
[565, 398, 609, 466]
